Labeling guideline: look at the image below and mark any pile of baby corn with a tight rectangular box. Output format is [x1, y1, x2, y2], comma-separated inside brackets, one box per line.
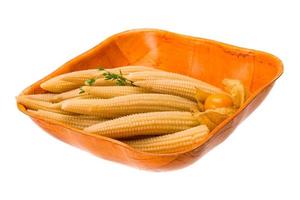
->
[17, 66, 247, 154]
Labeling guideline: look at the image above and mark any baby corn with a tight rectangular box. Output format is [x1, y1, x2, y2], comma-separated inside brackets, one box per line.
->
[25, 93, 56, 102]
[135, 79, 229, 102]
[93, 78, 118, 86]
[84, 111, 200, 138]
[124, 125, 209, 154]
[28, 109, 104, 129]
[41, 79, 82, 93]
[81, 86, 147, 98]
[51, 88, 87, 102]
[127, 70, 225, 94]
[16, 95, 67, 114]
[40, 69, 100, 93]
[134, 79, 203, 101]
[61, 93, 200, 117]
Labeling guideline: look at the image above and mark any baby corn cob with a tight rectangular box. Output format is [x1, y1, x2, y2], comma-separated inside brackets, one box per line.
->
[81, 86, 147, 98]
[40, 69, 100, 93]
[59, 69, 102, 83]
[16, 95, 68, 114]
[84, 111, 200, 138]
[134, 79, 205, 101]
[51, 88, 87, 102]
[61, 94, 200, 117]
[25, 93, 56, 102]
[124, 125, 209, 154]
[135, 78, 229, 102]
[92, 78, 118, 86]
[127, 70, 225, 94]
[41, 79, 82, 93]
[28, 109, 104, 129]
[128, 70, 227, 100]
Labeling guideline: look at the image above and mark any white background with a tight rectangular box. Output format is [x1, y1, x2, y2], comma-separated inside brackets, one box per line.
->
[1, 0, 299, 199]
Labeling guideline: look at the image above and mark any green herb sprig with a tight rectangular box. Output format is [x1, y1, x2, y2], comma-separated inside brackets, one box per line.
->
[78, 67, 135, 94]
[85, 78, 96, 86]
[79, 87, 85, 94]
[99, 68, 135, 86]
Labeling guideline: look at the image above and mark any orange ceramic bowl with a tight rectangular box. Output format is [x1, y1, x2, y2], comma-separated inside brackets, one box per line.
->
[17, 29, 283, 171]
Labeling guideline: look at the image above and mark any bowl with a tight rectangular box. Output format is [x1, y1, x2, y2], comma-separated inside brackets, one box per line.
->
[17, 29, 283, 171]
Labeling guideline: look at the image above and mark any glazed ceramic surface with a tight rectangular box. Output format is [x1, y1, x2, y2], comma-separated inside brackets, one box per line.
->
[17, 29, 283, 171]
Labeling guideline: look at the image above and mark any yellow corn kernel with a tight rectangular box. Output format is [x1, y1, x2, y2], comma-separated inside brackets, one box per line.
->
[81, 86, 147, 98]
[75, 115, 106, 120]
[28, 109, 104, 129]
[223, 79, 247, 108]
[124, 125, 209, 154]
[61, 94, 199, 117]
[16, 95, 68, 114]
[84, 111, 200, 138]
[74, 94, 101, 99]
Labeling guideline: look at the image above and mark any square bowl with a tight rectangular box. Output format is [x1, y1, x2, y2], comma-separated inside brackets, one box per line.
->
[17, 29, 283, 171]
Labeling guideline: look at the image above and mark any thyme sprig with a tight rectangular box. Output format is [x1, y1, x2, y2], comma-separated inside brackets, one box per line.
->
[99, 67, 135, 86]
[84, 78, 96, 86]
[79, 87, 85, 94]
[78, 67, 135, 94]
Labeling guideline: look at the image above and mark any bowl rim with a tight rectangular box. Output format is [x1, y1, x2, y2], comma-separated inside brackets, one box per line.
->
[17, 28, 284, 157]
